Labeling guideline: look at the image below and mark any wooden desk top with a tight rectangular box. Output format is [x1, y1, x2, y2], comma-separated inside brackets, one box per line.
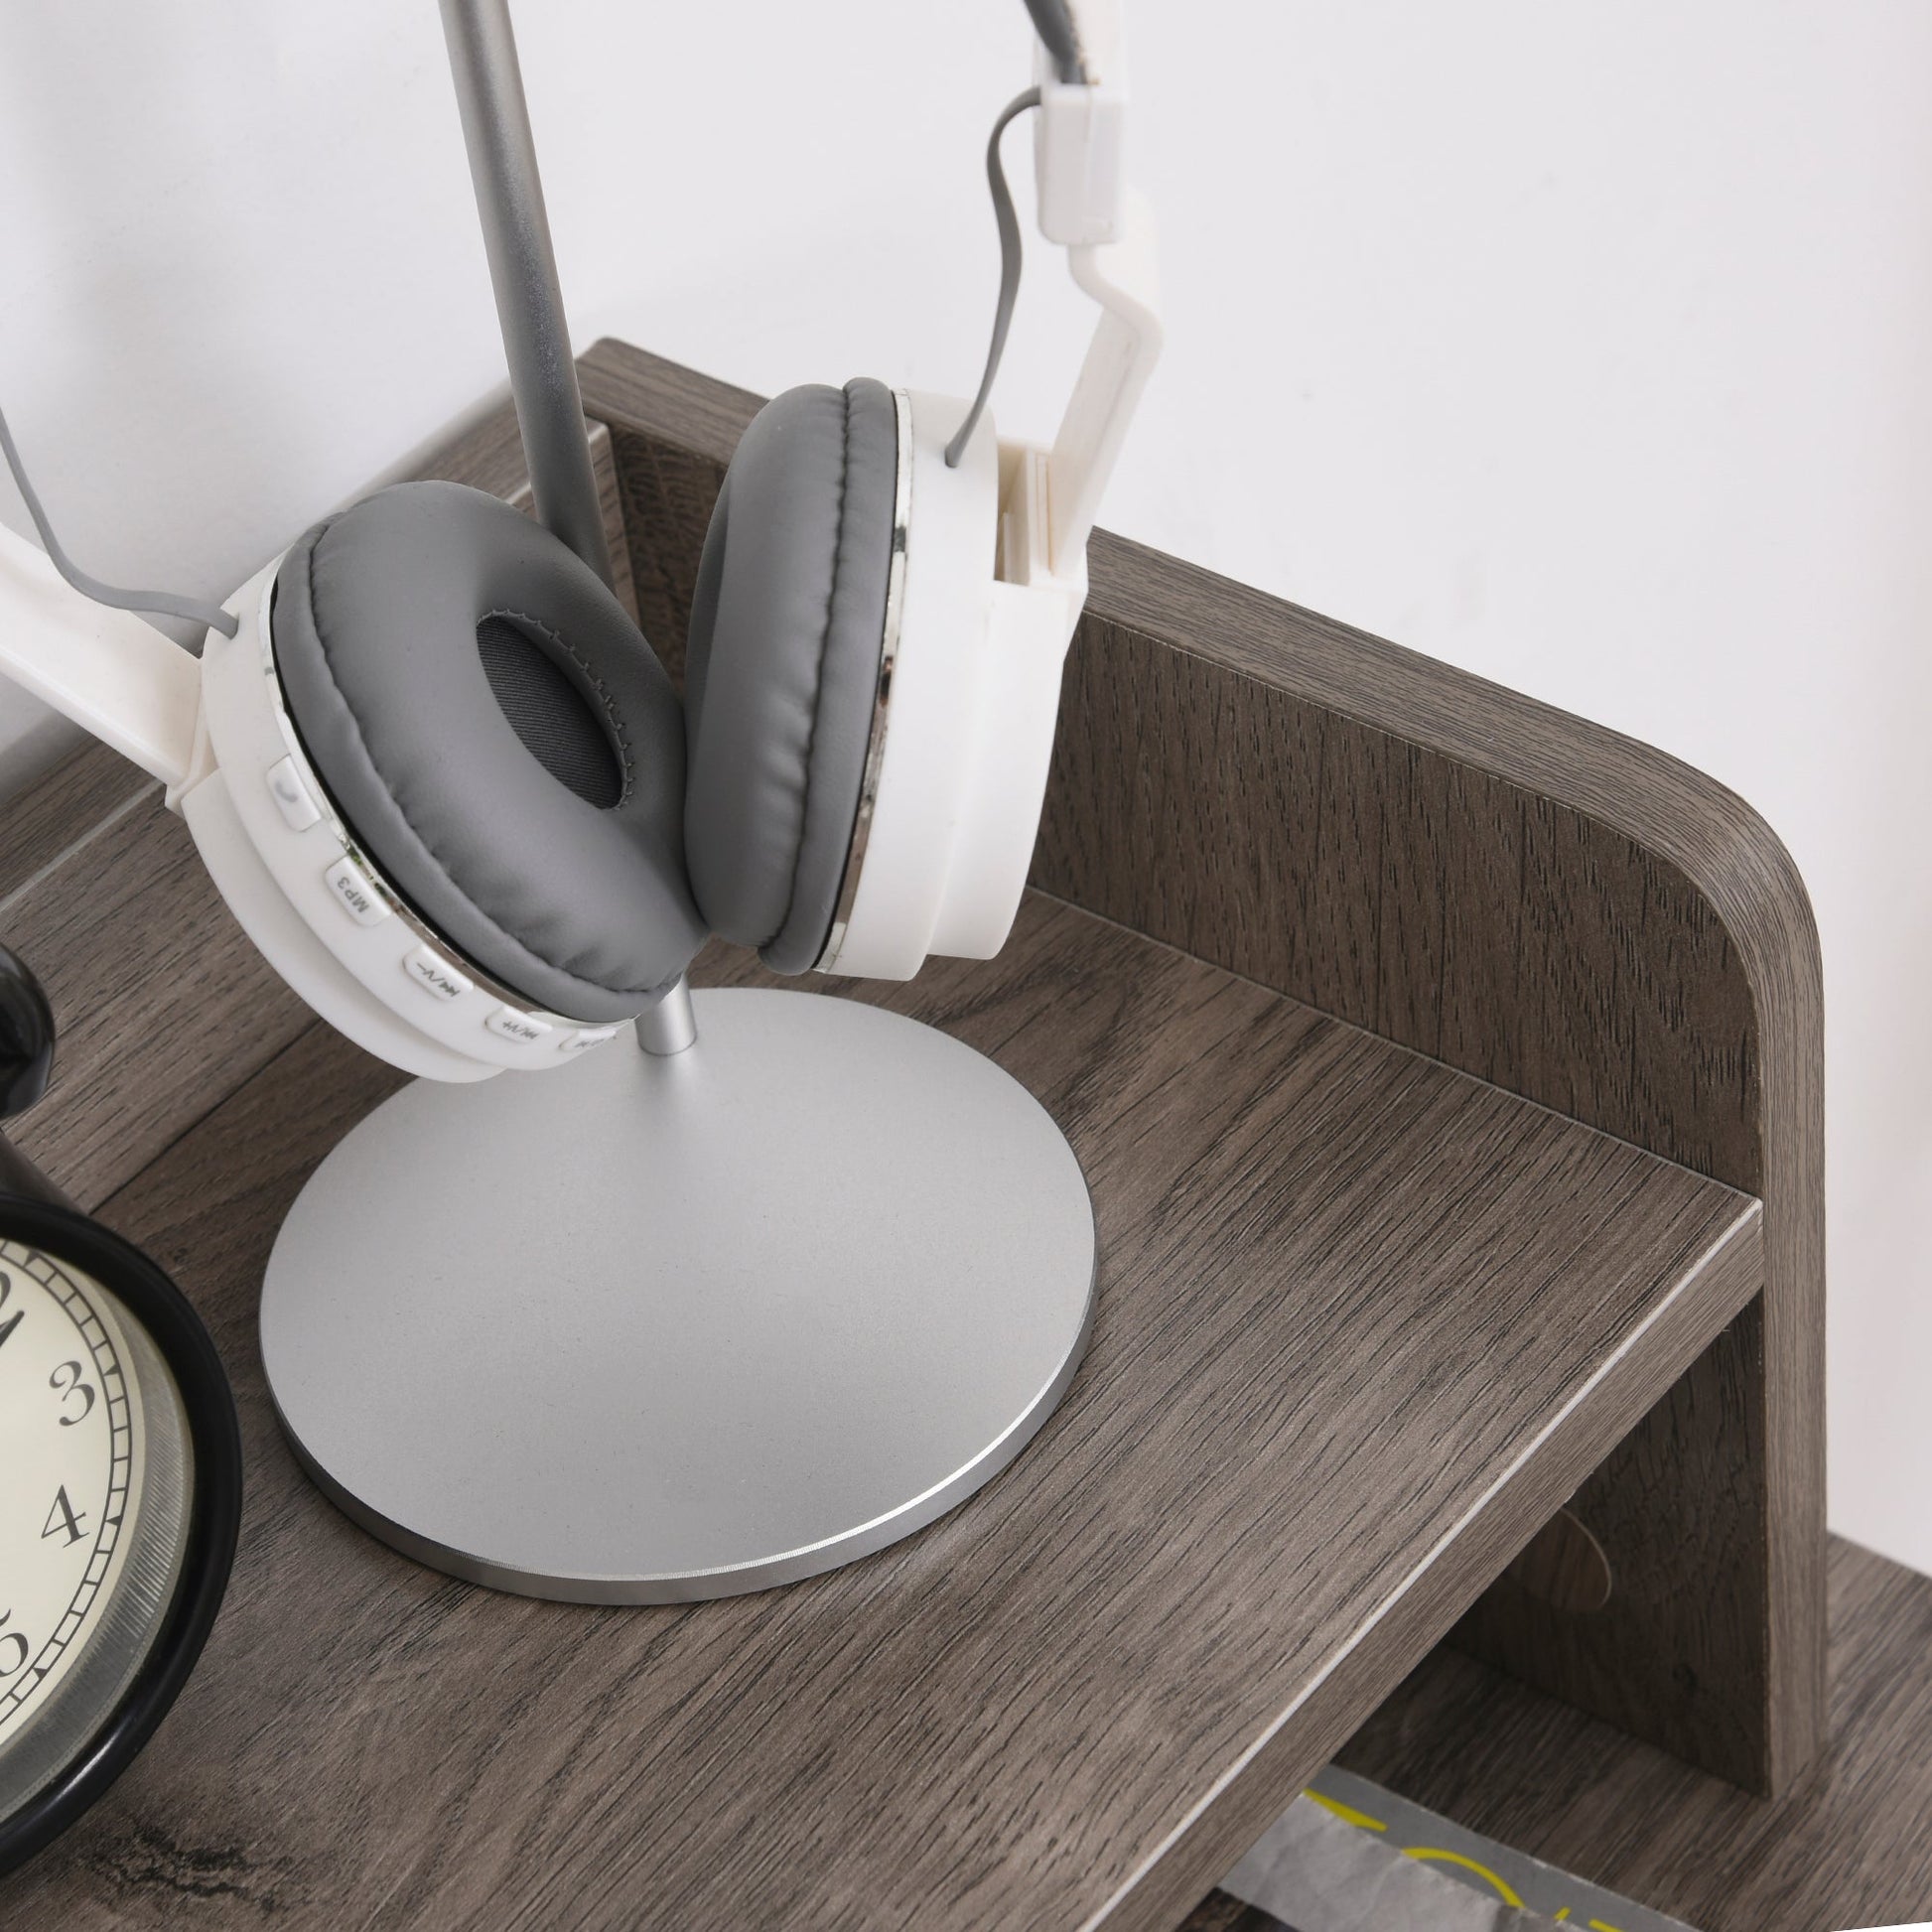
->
[1, 857, 1754, 1931]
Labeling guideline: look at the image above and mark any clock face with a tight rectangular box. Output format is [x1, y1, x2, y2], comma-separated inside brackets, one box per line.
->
[0, 1241, 144, 1747]
[0, 1237, 191, 1820]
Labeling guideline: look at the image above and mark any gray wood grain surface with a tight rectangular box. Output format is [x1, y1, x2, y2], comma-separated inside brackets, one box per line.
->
[1, 900, 1757, 1931]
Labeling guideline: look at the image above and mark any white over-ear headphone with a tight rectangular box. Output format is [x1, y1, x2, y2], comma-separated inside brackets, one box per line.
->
[0, 0, 1160, 1084]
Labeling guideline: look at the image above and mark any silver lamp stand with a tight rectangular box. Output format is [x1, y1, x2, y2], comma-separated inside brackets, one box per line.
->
[256, 2, 1096, 1602]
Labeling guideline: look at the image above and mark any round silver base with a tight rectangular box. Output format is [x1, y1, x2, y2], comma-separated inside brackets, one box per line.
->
[260, 989, 1095, 1602]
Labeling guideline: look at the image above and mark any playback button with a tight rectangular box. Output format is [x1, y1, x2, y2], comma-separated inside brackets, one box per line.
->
[484, 1007, 552, 1045]
[403, 944, 473, 1003]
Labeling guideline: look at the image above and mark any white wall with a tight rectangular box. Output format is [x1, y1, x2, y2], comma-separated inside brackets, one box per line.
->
[3, 2, 1928, 1570]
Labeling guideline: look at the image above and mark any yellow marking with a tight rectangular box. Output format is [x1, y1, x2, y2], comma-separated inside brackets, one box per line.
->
[1402, 1848, 1526, 1907]
[1587, 1922, 1625, 1931]
[1303, 1789, 1387, 1832]
[1554, 1913, 1571, 1924]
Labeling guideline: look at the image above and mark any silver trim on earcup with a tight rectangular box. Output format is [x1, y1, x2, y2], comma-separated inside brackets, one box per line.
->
[814, 387, 913, 972]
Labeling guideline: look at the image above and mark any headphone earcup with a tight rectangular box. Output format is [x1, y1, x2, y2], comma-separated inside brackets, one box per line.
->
[272, 481, 706, 1022]
[683, 379, 898, 972]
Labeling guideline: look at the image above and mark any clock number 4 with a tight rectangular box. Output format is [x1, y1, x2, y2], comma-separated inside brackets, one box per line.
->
[0, 1270, 19, 1350]
[42, 1485, 87, 1548]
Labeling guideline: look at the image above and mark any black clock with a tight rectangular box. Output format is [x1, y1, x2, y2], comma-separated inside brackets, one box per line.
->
[0, 943, 242, 1876]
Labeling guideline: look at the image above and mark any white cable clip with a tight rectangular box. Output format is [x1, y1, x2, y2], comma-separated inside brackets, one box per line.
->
[1028, 0, 1162, 578]
[1033, 0, 1127, 246]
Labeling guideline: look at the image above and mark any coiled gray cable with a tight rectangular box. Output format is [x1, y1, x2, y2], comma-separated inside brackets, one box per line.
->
[0, 400, 236, 638]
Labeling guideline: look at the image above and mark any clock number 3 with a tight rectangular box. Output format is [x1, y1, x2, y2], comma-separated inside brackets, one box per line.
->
[50, 1359, 94, 1424]
[0, 1610, 26, 1677]
[42, 1486, 87, 1548]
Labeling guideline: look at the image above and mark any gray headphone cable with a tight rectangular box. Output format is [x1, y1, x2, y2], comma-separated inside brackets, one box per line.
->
[0, 400, 236, 639]
[945, 86, 1042, 470]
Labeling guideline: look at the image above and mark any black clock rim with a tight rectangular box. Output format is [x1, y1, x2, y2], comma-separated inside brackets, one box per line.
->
[0, 1192, 242, 1879]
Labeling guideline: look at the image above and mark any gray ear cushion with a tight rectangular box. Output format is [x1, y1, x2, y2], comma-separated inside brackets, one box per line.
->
[272, 480, 706, 1023]
[683, 378, 898, 973]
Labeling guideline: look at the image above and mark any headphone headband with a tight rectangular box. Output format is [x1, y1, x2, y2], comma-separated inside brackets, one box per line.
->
[0, 0, 1162, 1067]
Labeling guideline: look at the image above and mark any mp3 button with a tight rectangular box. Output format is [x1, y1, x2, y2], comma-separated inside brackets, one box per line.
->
[324, 856, 389, 926]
